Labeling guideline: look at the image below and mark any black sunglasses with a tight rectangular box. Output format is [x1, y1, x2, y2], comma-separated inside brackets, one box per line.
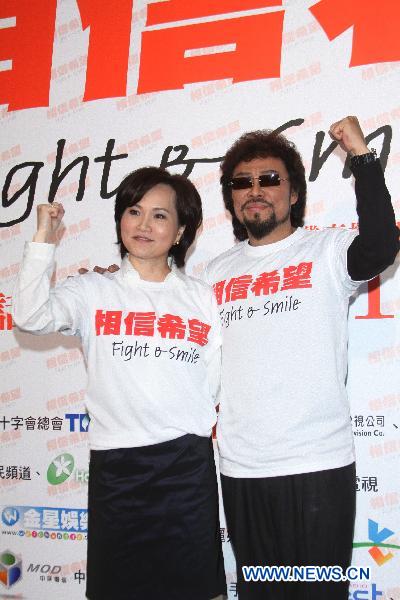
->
[228, 172, 289, 190]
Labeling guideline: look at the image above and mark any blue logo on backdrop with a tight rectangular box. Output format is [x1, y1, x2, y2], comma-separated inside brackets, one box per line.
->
[2, 508, 20, 527]
[65, 413, 90, 432]
[349, 584, 383, 599]
[1, 505, 88, 533]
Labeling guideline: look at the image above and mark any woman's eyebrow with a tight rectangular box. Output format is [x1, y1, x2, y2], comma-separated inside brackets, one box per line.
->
[132, 203, 170, 213]
[152, 207, 170, 213]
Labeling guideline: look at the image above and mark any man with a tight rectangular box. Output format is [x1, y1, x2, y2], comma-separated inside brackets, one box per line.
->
[202, 116, 399, 599]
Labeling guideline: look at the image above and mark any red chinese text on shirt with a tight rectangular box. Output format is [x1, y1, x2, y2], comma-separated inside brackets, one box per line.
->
[213, 262, 313, 305]
[95, 310, 211, 346]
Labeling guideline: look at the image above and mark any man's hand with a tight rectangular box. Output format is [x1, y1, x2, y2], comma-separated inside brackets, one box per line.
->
[329, 116, 370, 156]
[33, 202, 65, 243]
[78, 264, 120, 275]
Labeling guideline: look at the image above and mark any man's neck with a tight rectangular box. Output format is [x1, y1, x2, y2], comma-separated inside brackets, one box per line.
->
[247, 224, 296, 247]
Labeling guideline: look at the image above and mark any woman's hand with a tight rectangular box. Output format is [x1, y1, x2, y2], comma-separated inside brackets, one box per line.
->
[33, 202, 65, 243]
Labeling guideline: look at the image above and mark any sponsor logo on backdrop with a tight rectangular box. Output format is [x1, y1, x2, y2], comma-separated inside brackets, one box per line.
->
[1, 415, 63, 432]
[65, 413, 90, 432]
[2, 508, 19, 527]
[1, 505, 88, 542]
[27, 561, 68, 584]
[356, 476, 379, 493]
[0, 465, 31, 481]
[348, 583, 383, 599]
[225, 580, 384, 598]
[353, 520, 399, 566]
[47, 453, 88, 486]
[47, 453, 75, 485]
[0, 415, 91, 435]
[74, 569, 86, 585]
[351, 415, 386, 438]
[28, 562, 61, 574]
[0, 549, 22, 589]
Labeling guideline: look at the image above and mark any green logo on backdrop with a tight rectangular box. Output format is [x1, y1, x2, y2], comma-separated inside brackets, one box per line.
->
[47, 453, 75, 485]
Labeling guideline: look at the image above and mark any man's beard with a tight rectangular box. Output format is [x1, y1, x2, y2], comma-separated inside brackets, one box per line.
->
[243, 211, 278, 239]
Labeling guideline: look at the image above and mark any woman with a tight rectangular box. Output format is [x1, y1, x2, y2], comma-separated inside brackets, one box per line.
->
[13, 167, 226, 600]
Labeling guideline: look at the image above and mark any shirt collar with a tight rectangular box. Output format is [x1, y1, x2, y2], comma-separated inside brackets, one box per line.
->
[242, 227, 306, 256]
[119, 255, 187, 288]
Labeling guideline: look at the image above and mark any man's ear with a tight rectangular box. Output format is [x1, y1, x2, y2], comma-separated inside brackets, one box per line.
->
[290, 189, 298, 206]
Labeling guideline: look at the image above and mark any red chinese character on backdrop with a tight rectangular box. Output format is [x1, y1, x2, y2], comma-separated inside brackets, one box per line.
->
[355, 276, 394, 320]
[95, 310, 122, 335]
[309, 0, 400, 66]
[213, 281, 226, 306]
[157, 314, 186, 339]
[0, 294, 12, 331]
[251, 270, 280, 296]
[76, 0, 133, 101]
[138, 0, 285, 94]
[225, 275, 253, 302]
[187, 319, 211, 347]
[0, 0, 57, 111]
[281, 262, 313, 290]
[146, 0, 280, 23]
[124, 311, 157, 336]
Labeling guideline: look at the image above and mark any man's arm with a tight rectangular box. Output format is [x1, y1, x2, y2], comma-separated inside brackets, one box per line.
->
[347, 160, 399, 280]
[329, 116, 399, 280]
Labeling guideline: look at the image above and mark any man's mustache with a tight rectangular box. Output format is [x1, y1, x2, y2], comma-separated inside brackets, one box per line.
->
[241, 199, 273, 211]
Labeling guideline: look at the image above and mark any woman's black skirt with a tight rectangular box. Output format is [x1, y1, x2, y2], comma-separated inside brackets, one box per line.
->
[86, 434, 226, 599]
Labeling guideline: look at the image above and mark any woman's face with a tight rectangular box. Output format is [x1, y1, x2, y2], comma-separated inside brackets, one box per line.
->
[120, 183, 184, 264]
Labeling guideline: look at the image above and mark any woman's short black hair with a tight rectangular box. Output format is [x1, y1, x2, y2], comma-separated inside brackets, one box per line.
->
[115, 167, 202, 268]
[220, 130, 307, 241]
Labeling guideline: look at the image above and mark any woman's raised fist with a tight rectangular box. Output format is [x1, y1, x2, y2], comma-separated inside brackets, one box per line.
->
[33, 202, 65, 243]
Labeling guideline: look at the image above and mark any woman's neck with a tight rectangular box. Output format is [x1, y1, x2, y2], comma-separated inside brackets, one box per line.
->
[128, 255, 171, 282]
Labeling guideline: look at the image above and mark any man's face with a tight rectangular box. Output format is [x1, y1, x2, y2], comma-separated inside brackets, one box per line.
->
[231, 156, 298, 242]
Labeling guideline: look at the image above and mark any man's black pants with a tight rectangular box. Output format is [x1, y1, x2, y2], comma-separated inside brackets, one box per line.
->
[221, 463, 356, 599]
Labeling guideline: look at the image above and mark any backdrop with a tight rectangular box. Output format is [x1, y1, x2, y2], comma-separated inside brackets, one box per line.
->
[1, 1, 399, 598]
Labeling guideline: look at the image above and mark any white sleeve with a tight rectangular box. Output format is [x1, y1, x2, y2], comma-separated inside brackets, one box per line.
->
[204, 290, 222, 405]
[12, 241, 87, 337]
[200, 261, 212, 286]
[328, 229, 365, 297]
[205, 345, 221, 406]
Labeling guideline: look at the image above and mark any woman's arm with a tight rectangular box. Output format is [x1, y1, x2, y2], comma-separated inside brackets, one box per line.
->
[12, 203, 86, 336]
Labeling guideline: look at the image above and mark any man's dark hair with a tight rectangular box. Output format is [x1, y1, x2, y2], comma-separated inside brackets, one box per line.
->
[115, 166, 202, 268]
[220, 130, 307, 241]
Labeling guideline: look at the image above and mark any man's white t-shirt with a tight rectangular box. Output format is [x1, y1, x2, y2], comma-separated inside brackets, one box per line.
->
[205, 227, 363, 478]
